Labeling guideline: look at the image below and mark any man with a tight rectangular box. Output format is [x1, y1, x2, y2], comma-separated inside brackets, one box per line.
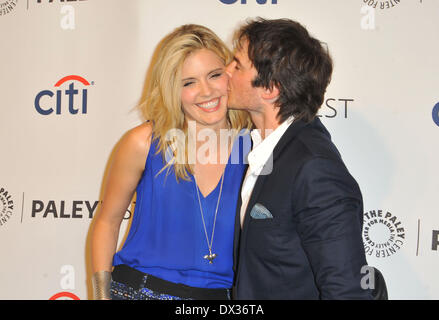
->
[226, 18, 373, 299]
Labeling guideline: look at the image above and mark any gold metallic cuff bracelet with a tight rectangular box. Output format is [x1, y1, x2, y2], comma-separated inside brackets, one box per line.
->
[92, 271, 111, 300]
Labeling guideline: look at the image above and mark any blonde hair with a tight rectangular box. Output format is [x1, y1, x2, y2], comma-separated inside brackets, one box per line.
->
[138, 24, 252, 181]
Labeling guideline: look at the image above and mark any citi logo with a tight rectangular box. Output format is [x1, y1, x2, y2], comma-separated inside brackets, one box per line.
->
[34, 75, 93, 115]
[219, 0, 277, 4]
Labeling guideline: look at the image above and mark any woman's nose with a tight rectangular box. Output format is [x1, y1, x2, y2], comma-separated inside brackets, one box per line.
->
[199, 80, 212, 96]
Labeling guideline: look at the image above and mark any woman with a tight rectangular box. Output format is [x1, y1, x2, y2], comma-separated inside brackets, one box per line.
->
[90, 24, 252, 300]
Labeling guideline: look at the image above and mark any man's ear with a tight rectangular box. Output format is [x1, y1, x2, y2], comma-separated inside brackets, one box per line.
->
[261, 84, 280, 102]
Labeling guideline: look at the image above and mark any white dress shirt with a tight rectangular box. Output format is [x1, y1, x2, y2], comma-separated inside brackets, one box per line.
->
[240, 116, 295, 227]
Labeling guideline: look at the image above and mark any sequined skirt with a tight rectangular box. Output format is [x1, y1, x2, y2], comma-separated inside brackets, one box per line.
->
[110, 278, 189, 300]
[110, 264, 231, 300]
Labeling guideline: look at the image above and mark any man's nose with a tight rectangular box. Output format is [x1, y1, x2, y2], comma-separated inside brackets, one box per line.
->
[225, 61, 235, 78]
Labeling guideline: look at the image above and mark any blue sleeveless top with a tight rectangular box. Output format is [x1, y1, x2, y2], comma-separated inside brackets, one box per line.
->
[113, 131, 250, 289]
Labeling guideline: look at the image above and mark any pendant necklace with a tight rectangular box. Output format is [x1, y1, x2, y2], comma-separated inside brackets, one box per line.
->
[193, 170, 225, 264]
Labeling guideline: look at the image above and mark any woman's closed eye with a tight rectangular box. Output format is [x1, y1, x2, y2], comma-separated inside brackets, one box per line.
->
[210, 72, 223, 79]
[182, 81, 195, 87]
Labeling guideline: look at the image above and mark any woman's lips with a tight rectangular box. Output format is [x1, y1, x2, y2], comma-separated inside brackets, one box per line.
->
[196, 97, 221, 112]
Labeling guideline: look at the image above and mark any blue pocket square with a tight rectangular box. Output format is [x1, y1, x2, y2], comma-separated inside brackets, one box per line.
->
[250, 203, 273, 219]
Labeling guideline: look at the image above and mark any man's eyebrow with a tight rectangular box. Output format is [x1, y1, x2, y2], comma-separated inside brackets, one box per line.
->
[233, 56, 241, 65]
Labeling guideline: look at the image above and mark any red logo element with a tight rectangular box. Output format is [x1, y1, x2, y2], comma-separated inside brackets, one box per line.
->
[54, 75, 90, 87]
[49, 291, 81, 300]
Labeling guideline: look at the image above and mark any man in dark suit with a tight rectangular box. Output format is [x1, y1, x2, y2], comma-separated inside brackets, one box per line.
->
[225, 18, 373, 299]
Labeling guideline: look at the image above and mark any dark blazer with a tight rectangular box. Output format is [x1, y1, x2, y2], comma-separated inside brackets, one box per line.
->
[233, 117, 373, 300]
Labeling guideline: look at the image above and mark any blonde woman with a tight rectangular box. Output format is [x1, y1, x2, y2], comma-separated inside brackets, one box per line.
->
[90, 24, 251, 300]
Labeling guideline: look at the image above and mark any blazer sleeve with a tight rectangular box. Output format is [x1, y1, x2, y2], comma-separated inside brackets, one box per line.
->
[292, 156, 373, 299]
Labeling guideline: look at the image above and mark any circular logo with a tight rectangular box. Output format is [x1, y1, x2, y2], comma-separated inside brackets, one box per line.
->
[361, 0, 401, 10]
[363, 210, 405, 258]
[0, 187, 13, 227]
[49, 291, 80, 300]
[0, 0, 18, 17]
[432, 102, 439, 127]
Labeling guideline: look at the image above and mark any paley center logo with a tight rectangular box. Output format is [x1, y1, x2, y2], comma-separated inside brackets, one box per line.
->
[0, 0, 18, 17]
[219, 0, 277, 4]
[363, 209, 405, 258]
[0, 187, 14, 227]
[361, 0, 400, 10]
[34, 75, 93, 115]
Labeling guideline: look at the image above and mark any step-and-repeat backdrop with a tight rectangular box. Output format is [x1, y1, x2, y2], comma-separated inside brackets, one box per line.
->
[1, 0, 438, 300]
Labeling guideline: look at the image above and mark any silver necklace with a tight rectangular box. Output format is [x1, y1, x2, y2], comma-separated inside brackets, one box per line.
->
[193, 170, 225, 264]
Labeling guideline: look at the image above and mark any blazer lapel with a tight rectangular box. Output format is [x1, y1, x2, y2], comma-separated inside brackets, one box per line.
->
[272, 118, 309, 161]
[241, 118, 314, 231]
[233, 186, 243, 272]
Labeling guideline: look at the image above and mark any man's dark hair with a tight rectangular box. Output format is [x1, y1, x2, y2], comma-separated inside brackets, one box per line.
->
[234, 17, 333, 123]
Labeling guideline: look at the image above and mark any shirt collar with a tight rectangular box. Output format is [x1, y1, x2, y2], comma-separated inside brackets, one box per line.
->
[248, 115, 294, 173]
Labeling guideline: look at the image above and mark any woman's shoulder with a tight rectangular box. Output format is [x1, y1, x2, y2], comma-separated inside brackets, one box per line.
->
[117, 121, 153, 160]
[125, 121, 153, 142]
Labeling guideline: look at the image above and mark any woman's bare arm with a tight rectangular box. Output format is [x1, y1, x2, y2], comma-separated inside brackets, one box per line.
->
[91, 123, 152, 273]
